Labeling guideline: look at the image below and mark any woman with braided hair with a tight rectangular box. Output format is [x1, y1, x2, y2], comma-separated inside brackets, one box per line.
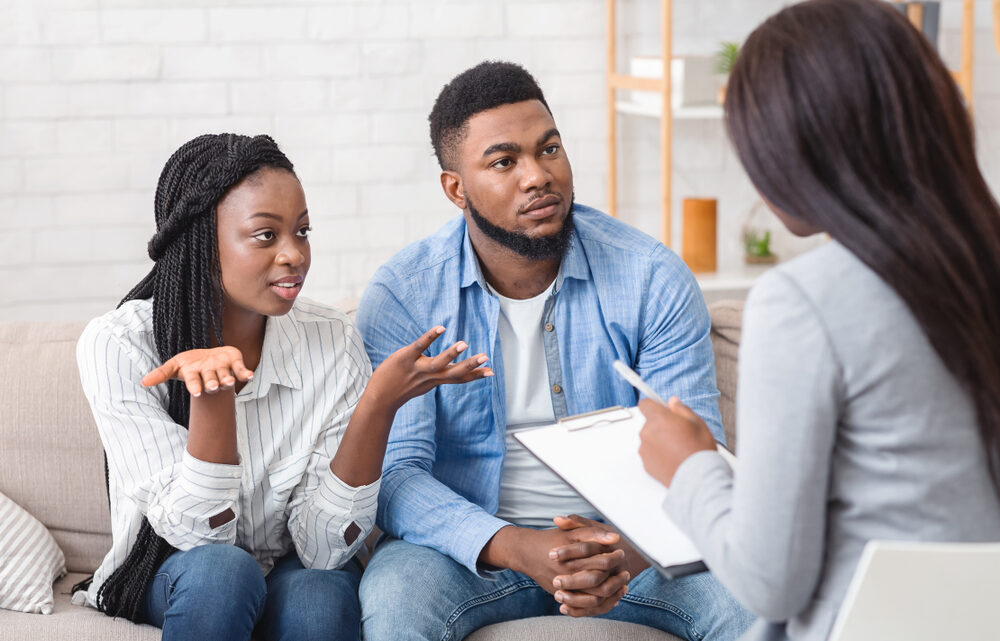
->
[73, 133, 492, 641]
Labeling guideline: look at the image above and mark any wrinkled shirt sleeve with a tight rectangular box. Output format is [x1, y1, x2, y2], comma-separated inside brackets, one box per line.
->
[284, 324, 381, 570]
[77, 319, 242, 550]
[663, 271, 840, 620]
[636, 244, 725, 443]
[356, 272, 508, 575]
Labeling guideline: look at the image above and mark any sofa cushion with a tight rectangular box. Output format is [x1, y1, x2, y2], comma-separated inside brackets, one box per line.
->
[0, 573, 160, 640]
[0, 322, 111, 574]
[0, 491, 67, 614]
[467, 616, 681, 640]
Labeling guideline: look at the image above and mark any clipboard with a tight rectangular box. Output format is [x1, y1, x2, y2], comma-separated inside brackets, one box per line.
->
[513, 405, 734, 579]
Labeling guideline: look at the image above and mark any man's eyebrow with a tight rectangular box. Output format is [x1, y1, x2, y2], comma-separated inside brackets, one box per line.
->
[482, 141, 520, 157]
[537, 128, 561, 146]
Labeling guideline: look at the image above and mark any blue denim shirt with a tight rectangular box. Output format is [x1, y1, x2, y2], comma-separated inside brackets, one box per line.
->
[356, 204, 723, 574]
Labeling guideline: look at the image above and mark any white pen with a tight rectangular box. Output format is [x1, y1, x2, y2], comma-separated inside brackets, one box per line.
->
[612, 360, 671, 407]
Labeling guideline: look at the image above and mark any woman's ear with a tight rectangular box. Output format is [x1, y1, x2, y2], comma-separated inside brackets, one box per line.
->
[440, 171, 466, 210]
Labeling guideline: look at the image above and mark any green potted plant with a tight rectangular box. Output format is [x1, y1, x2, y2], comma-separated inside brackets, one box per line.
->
[744, 230, 776, 264]
[742, 200, 778, 264]
[715, 41, 740, 104]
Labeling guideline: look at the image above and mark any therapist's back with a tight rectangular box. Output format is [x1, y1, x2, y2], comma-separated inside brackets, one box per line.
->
[644, 1, 1000, 640]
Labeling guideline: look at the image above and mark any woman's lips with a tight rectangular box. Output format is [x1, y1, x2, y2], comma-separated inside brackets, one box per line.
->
[270, 281, 302, 300]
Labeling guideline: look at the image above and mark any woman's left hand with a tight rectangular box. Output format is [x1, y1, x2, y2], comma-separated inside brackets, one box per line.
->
[637, 397, 717, 487]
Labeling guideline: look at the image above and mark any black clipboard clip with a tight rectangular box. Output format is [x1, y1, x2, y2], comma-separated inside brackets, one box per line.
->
[558, 405, 635, 432]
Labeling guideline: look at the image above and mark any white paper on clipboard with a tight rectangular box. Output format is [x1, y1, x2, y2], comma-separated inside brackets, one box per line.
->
[513, 405, 735, 577]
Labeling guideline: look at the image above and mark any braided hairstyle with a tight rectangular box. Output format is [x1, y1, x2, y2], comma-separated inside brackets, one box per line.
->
[95, 133, 294, 622]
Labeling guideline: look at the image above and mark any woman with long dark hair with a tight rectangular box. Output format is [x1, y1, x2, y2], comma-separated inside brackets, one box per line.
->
[73, 133, 492, 641]
[637, 1, 1000, 639]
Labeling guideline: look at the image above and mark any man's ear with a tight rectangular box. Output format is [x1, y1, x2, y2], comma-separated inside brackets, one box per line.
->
[440, 170, 466, 210]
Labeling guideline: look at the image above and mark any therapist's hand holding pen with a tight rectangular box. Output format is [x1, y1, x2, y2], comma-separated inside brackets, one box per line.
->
[638, 397, 717, 488]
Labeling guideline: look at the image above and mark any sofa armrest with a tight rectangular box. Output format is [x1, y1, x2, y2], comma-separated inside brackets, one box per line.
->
[708, 300, 744, 450]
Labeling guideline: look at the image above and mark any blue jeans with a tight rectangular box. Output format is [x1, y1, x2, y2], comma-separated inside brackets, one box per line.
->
[142, 544, 363, 641]
[359, 538, 755, 641]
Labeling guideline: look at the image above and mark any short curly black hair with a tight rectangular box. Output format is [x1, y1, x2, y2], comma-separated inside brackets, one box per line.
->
[429, 61, 551, 171]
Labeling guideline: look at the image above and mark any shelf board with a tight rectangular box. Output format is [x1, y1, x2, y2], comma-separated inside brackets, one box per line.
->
[694, 265, 773, 292]
[615, 99, 723, 120]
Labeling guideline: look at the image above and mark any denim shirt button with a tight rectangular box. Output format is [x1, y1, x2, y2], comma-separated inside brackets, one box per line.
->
[552, 384, 563, 394]
[544, 323, 554, 332]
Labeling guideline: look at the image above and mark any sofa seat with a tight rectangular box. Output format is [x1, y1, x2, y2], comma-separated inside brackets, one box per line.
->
[0, 574, 160, 641]
[467, 617, 680, 640]
[0, 574, 680, 641]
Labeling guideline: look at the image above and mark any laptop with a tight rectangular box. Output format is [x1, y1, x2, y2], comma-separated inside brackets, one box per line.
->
[828, 540, 1000, 641]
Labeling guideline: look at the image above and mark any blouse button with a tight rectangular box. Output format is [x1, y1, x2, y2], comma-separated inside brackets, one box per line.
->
[552, 384, 563, 394]
[544, 323, 555, 332]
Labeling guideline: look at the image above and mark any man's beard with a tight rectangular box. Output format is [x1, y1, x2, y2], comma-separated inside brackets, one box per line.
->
[468, 195, 575, 261]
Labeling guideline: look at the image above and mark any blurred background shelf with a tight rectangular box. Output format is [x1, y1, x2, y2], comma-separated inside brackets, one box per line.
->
[695, 265, 772, 303]
[614, 100, 723, 119]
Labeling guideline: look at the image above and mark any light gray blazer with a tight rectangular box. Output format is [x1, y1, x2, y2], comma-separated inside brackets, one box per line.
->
[664, 241, 1000, 641]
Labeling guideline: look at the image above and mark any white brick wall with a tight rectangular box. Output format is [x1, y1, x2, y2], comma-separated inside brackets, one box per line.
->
[1, 0, 998, 321]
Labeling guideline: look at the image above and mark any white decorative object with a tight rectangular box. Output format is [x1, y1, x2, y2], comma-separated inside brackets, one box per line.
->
[628, 55, 724, 111]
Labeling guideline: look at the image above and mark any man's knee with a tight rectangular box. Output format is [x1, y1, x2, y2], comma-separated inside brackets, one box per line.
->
[360, 540, 454, 606]
[360, 540, 464, 640]
[624, 568, 755, 641]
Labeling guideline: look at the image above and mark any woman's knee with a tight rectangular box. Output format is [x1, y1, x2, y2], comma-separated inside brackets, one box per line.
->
[174, 544, 266, 605]
[263, 565, 361, 641]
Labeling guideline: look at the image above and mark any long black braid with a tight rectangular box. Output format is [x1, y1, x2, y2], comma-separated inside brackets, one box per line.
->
[83, 133, 294, 622]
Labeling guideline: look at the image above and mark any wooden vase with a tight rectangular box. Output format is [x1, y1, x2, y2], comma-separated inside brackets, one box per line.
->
[682, 198, 717, 273]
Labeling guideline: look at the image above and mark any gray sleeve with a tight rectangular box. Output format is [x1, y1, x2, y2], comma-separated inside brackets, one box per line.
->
[663, 269, 842, 621]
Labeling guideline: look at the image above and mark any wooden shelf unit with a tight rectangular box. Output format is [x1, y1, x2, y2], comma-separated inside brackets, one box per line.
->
[891, 0, 976, 112]
[995, 0, 1000, 57]
[605, 0, 677, 248]
[606, 0, 987, 251]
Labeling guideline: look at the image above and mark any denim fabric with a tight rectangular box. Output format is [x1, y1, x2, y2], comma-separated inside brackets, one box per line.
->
[355, 205, 723, 574]
[360, 538, 755, 641]
[142, 544, 362, 641]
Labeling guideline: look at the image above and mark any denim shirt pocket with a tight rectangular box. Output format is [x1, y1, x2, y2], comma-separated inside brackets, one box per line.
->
[436, 375, 496, 443]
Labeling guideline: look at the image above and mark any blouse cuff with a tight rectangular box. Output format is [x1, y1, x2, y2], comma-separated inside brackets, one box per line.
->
[316, 469, 381, 516]
[179, 449, 242, 502]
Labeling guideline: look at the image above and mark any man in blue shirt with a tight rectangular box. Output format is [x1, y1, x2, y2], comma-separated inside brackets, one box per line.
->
[356, 61, 752, 640]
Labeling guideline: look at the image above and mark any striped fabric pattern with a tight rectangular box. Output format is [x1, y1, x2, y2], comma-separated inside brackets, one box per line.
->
[73, 296, 377, 609]
[0, 491, 67, 614]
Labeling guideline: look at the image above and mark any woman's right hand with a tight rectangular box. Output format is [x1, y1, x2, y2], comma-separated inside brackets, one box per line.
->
[366, 326, 493, 412]
[141, 346, 254, 397]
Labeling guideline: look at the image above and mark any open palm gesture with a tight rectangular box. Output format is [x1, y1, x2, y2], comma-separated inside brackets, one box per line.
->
[369, 326, 493, 412]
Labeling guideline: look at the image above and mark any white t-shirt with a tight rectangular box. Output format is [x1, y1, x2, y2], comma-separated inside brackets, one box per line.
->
[492, 281, 595, 527]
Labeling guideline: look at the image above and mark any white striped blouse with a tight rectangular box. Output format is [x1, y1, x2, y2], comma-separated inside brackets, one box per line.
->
[72, 296, 378, 609]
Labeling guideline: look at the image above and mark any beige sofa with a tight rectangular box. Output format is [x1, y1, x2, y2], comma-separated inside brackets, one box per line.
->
[0, 300, 743, 641]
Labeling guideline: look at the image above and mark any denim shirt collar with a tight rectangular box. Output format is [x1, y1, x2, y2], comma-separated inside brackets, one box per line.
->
[458, 210, 592, 295]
